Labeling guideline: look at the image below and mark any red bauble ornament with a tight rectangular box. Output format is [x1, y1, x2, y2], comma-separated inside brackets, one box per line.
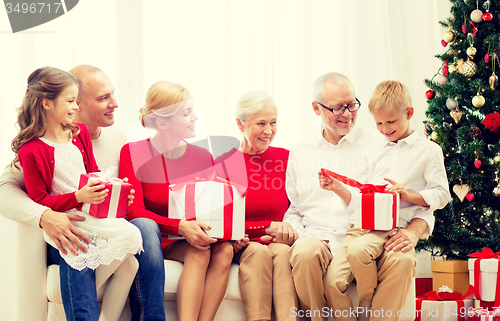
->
[474, 160, 482, 169]
[462, 25, 467, 33]
[485, 54, 490, 63]
[425, 90, 435, 100]
[466, 193, 474, 202]
[483, 12, 493, 21]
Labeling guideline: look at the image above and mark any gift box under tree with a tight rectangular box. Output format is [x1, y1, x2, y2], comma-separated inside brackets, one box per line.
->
[168, 172, 245, 241]
[468, 248, 500, 307]
[320, 168, 399, 230]
[416, 285, 474, 321]
[432, 260, 470, 296]
[468, 307, 500, 321]
[78, 167, 132, 219]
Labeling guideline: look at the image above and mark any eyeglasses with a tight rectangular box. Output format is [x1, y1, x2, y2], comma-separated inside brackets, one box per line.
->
[315, 97, 361, 115]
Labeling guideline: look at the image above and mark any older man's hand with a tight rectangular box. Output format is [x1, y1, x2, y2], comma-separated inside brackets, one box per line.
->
[384, 228, 418, 252]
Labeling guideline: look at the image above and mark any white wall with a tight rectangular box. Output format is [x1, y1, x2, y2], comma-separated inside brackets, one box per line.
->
[0, 1, 452, 319]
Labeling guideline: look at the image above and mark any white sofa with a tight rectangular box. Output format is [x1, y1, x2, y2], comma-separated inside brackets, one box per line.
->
[8, 221, 416, 321]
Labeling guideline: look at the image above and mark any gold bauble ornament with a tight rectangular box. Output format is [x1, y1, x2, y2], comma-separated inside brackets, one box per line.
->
[490, 74, 498, 90]
[461, 59, 477, 77]
[471, 9, 484, 23]
[472, 94, 485, 108]
[448, 64, 458, 73]
[443, 30, 455, 43]
[494, 155, 500, 164]
[467, 46, 477, 58]
[450, 109, 464, 124]
[430, 131, 439, 141]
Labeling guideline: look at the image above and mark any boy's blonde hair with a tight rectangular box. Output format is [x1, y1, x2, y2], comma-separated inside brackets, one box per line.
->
[368, 80, 412, 113]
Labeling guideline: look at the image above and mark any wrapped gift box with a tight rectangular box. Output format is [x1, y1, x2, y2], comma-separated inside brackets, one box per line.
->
[468, 308, 500, 321]
[320, 168, 399, 231]
[352, 190, 399, 230]
[432, 261, 470, 296]
[468, 252, 500, 303]
[416, 298, 473, 321]
[168, 176, 245, 240]
[78, 172, 132, 219]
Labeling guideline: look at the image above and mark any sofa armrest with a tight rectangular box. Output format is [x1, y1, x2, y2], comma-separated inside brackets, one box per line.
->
[14, 220, 47, 321]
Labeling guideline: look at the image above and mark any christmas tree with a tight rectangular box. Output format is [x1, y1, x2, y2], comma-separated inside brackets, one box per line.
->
[420, 0, 500, 259]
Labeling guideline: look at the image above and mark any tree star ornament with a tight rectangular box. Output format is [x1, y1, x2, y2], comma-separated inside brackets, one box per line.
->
[453, 184, 470, 202]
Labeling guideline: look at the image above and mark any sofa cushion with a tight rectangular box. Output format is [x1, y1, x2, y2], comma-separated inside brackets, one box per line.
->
[47, 261, 242, 304]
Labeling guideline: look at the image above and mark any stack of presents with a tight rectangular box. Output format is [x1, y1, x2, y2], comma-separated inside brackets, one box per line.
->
[416, 247, 500, 321]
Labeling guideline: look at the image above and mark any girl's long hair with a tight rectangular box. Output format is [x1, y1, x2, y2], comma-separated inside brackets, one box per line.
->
[11, 67, 80, 169]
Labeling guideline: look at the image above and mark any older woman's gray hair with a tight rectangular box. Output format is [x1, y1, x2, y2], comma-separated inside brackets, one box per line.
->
[235, 90, 277, 123]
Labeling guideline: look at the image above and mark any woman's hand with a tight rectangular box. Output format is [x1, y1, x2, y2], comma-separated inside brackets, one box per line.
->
[178, 220, 217, 251]
[232, 235, 249, 254]
[75, 179, 108, 204]
[122, 177, 135, 206]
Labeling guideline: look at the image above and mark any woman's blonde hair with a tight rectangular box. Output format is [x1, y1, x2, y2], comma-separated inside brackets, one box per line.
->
[235, 90, 277, 123]
[11, 67, 79, 169]
[139, 81, 192, 128]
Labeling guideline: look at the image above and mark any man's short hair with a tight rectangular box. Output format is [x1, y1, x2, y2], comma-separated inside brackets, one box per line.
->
[69, 65, 103, 101]
[312, 72, 352, 102]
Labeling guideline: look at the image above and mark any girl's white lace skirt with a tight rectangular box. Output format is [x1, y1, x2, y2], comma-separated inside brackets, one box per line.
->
[44, 211, 143, 271]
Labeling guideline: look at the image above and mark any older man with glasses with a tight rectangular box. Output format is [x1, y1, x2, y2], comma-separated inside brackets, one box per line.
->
[281, 72, 419, 321]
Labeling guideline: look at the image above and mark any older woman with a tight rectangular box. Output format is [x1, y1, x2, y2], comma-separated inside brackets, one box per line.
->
[119, 81, 233, 321]
[215, 90, 299, 321]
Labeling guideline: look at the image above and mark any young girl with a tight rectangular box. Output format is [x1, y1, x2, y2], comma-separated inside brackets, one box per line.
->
[11, 67, 143, 321]
[119, 81, 233, 321]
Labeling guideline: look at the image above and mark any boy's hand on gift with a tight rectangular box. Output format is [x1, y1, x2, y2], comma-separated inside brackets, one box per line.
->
[384, 178, 409, 201]
[232, 235, 249, 254]
[384, 178, 429, 206]
[75, 180, 108, 204]
[40, 209, 90, 256]
[384, 228, 418, 253]
[318, 171, 344, 191]
[178, 221, 217, 250]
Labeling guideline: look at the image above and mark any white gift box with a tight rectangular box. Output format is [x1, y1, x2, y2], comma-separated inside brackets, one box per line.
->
[353, 191, 399, 231]
[418, 299, 473, 321]
[168, 179, 245, 240]
[468, 258, 499, 301]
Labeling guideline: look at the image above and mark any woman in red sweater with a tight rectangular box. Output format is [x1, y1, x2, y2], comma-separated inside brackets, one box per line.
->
[119, 81, 233, 321]
[215, 91, 299, 321]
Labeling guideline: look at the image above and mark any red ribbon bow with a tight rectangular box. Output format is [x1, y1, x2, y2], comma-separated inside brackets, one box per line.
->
[468, 247, 500, 306]
[320, 168, 397, 230]
[415, 286, 474, 321]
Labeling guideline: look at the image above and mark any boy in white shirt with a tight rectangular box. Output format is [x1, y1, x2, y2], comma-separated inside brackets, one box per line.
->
[319, 80, 451, 321]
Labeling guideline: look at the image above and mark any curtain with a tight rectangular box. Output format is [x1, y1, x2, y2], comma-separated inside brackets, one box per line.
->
[0, 0, 451, 167]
